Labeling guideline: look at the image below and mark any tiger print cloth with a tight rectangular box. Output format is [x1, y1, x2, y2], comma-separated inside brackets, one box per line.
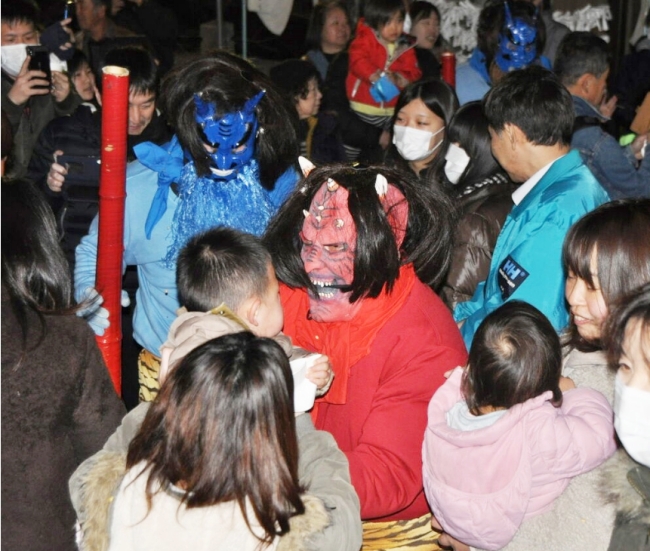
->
[362, 513, 442, 550]
[137, 348, 161, 403]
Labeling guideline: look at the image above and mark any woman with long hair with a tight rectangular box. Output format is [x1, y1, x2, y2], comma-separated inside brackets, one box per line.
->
[385, 77, 458, 181]
[1, 179, 125, 551]
[439, 101, 517, 309]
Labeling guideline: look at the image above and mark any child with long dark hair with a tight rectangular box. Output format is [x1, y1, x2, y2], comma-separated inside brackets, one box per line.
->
[423, 300, 615, 550]
[107, 333, 312, 550]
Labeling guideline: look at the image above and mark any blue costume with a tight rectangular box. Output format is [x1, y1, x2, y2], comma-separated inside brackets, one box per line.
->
[571, 95, 650, 200]
[454, 150, 609, 348]
[456, 4, 551, 106]
[74, 134, 298, 355]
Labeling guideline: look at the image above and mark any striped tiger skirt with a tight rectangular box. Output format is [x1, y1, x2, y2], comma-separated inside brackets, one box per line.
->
[362, 513, 442, 550]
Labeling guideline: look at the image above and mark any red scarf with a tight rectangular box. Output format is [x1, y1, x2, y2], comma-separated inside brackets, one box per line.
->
[281, 264, 416, 409]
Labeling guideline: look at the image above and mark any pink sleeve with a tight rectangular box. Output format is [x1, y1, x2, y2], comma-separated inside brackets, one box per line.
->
[534, 387, 616, 481]
[346, 343, 467, 519]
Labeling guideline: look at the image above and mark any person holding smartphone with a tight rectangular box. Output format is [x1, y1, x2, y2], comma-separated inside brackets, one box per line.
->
[1, 0, 79, 178]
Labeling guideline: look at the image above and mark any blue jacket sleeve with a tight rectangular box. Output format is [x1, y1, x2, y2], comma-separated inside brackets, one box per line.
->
[455, 215, 571, 348]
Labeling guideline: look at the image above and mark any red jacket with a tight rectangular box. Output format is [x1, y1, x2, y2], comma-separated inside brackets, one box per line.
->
[346, 19, 422, 109]
[282, 278, 467, 521]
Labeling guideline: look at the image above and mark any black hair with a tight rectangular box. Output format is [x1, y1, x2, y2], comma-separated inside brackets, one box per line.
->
[103, 46, 159, 96]
[305, 0, 350, 52]
[67, 49, 91, 77]
[88, 0, 112, 12]
[1, 179, 78, 366]
[263, 162, 456, 298]
[269, 59, 322, 106]
[1, 0, 38, 27]
[483, 65, 574, 146]
[409, 1, 441, 28]
[554, 32, 611, 86]
[160, 51, 299, 188]
[463, 300, 563, 414]
[128, 332, 305, 546]
[363, 0, 405, 31]
[386, 78, 459, 177]
[443, 101, 507, 189]
[177, 227, 272, 313]
[477, 0, 546, 68]
[563, 199, 650, 351]
[604, 282, 650, 372]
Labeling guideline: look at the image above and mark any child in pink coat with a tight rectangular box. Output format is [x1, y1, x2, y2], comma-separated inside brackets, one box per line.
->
[422, 300, 616, 551]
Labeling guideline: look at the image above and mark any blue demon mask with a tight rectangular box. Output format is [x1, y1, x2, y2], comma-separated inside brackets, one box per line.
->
[494, 2, 537, 73]
[194, 90, 265, 180]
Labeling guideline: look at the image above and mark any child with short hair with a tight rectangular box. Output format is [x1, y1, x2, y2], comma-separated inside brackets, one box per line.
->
[144, 226, 333, 394]
[346, 0, 422, 134]
[422, 300, 616, 551]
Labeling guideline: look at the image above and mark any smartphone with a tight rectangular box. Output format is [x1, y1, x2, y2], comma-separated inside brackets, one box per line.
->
[63, 0, 75, 19]
[26, 45, 51, 88]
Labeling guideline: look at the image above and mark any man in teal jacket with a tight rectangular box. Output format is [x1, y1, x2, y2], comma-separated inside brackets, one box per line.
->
[454, 66, 609, 349]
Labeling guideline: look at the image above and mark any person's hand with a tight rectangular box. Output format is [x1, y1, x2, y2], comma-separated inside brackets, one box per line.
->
[559, 375, 576, 392]
[369, 70, 381, 84]
[379, 129, 391, 150]
[60, 17, 75, 51]
[76, 287, 110, 336]
[120, 290, 131, 307]
[6, 56, 50, 105]
[630, 133, 649, 161]
[307, 354, 334, 391]
[599, 94, 617, 119]
[47, 150, 68, 192]
[392, 72, 409, 89]
[50, 70, 71, 103]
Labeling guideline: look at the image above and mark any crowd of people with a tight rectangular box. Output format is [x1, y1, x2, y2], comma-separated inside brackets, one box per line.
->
[2, 0, 649, 550]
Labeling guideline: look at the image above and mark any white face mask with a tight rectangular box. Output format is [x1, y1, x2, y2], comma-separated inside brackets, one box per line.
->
[393, 125, 445, 162]
[614, 372, 650, 467]
[1, 43, 29, 78]
[444, 143, 471, 184]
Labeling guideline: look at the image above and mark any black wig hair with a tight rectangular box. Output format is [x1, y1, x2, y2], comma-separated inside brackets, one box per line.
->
[160, 51, 300, 189]
[263, 162, 456, 300]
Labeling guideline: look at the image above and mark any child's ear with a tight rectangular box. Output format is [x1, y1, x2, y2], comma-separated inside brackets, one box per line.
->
[242, 296, 262, 328]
